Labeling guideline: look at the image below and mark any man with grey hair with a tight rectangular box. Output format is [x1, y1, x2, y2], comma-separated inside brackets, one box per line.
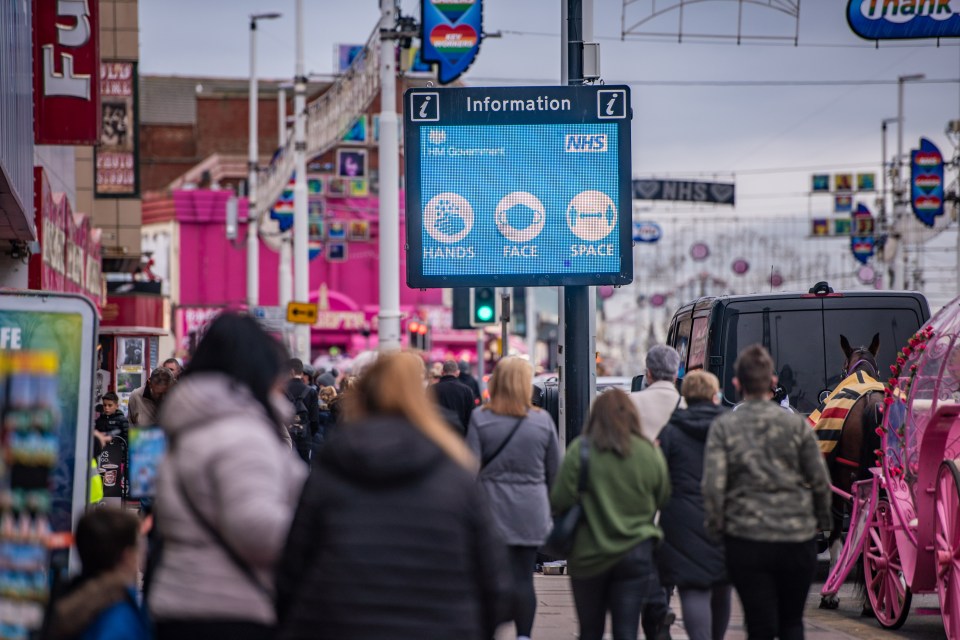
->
[630, 345, 685, 443]
[127, 366, 175, 426]
[631, 344, 684, 640]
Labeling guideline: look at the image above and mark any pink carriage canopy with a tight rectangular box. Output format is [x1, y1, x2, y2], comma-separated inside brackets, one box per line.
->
[882, 297, 960, 572]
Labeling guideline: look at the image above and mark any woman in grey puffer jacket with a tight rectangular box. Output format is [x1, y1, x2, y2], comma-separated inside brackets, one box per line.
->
[148, 314, 307, 640]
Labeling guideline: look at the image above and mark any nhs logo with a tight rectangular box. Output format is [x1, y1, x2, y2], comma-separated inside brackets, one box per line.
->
[565, 134, 607, 152]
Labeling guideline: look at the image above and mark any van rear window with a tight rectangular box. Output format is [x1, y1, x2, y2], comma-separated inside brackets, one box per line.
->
[723, 310, 825, 414]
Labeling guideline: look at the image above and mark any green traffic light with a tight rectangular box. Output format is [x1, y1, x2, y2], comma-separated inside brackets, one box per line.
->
[476, 306, 494, 322]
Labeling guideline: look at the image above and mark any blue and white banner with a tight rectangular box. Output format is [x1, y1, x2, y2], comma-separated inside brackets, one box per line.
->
[847, 0, 960, 40]
[421, 0, 483, 84]
[911, 137, 946, 227]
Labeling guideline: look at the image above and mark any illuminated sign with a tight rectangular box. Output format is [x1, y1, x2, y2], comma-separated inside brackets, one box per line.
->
[404, 85, 633, 288]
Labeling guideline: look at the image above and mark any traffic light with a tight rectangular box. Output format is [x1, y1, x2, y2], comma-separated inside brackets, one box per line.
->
[511, 287, 527, 337]
[452, 288, 472, 330]
[471, 287, 498, 326]
[408, 321, 431, 350]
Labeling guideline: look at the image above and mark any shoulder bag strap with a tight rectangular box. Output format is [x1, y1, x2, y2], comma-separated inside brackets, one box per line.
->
[481, 415, 525, 469]
[174, 463, 273, 601]
[576, 437, 590, 495]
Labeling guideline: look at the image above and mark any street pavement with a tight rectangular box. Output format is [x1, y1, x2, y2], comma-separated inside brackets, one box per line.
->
[496, 565, 947, 640]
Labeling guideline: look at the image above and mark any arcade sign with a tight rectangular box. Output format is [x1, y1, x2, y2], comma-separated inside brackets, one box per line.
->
[403, 85, 633, 288]
[847, 0, 960, 40]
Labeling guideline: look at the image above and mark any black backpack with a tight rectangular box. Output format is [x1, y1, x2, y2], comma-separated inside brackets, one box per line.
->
[285, 386, 312, 436]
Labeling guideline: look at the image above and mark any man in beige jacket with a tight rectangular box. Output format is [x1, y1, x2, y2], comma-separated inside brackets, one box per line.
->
[127, 367, 175, 426]
[630, 345, 685, 443]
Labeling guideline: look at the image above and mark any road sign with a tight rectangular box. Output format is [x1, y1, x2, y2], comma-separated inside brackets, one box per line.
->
[286, 302, 318, 325]
[403, 85, 633, 288]
[251, 306, 287, 333]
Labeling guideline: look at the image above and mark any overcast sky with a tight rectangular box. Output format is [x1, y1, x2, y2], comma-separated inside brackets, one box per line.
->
[140, 0, 960, 219]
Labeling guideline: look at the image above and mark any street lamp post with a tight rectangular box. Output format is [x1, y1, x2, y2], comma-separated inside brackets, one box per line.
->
[894, 73, 925, 290]
[247, 12, 281, 309]
[292, 0, 310, 361]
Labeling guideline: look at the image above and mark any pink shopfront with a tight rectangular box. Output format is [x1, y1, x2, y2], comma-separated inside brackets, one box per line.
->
[142, 189, 477, 360]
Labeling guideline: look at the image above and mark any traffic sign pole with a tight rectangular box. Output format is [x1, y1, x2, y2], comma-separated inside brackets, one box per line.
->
[562, 0, 594, 444]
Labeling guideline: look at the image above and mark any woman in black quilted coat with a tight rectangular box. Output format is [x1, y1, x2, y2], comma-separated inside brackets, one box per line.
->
[274, 352, 513, 640]
[657, 370, 732, 640]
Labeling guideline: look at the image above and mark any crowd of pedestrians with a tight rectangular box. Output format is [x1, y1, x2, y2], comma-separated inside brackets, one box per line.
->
[67, 312, 833, 640]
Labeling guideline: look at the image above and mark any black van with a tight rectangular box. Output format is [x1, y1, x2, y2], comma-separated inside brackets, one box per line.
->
[666, 282, 930, 414]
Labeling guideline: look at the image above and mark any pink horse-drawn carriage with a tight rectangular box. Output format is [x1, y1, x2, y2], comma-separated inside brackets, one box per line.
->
[822, 298, 960, 637]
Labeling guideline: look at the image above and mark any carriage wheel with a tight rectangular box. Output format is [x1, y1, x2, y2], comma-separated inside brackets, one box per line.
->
[864, 498, 912, 629]
[936, 460, 960, 639]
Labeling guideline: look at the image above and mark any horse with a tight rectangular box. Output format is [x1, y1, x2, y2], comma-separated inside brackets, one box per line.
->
[818, 333, 885, 610]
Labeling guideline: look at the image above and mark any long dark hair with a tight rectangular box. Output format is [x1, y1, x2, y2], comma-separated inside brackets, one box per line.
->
[184, 312, 288, 428]
[583, 388, 645, 457]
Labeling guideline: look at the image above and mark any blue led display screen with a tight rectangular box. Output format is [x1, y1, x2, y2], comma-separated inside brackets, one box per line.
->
[404, 85, 633, 288]
[420, 123, 619, 276]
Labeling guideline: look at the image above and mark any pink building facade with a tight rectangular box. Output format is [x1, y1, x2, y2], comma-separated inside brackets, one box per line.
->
[142, 189, 478, 361]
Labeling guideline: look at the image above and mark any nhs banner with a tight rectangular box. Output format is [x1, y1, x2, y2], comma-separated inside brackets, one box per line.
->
[847, 0, 960, 40]
[403, 85, 633, 288]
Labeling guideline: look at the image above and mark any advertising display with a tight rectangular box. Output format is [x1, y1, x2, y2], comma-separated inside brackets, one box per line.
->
[32, 0, 100, 144]
[0, 293, 97, 638]
[95, 61, 139, 196]
[911, 137, 945, 227]
[847, 0, 960, 40]
[404, 85, 633, 288]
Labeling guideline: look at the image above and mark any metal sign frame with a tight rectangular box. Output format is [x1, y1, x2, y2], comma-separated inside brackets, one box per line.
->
[404, 85, 634, 289]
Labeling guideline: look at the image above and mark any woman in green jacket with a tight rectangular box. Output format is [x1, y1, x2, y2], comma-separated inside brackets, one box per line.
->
[550, 389, 672, 640]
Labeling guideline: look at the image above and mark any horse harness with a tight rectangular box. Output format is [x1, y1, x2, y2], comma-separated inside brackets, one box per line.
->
[807, 369, 884, 464]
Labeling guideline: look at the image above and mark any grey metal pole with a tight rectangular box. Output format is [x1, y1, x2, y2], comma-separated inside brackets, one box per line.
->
[277, 85, 287, 145]
[292, 0, 310, 360]
[895, 74, 925, 290]
[378, 0, 402, 352]
[247, 18, 259, 308]
[526, 287, 536, 369]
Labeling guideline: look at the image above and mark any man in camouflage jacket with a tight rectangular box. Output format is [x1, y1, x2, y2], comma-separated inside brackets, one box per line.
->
[702, 344, 831, 640]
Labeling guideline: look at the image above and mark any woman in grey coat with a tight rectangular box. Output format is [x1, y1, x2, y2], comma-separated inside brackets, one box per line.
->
[467, 357, 560, 640]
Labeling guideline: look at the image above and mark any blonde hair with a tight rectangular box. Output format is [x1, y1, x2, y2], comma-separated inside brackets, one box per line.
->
[345, 352, 477, 470]
[319, 386, 337, 404]
[487, 356, 533, 418]
[681, 370, 720, 403]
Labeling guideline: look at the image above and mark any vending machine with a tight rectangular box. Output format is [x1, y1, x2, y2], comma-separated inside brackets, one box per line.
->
[0, 293, 97, 639]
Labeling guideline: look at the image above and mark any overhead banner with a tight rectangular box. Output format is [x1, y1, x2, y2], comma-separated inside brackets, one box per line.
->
[850, 203, 876, 265]
[632, 179, 735, 205]
[911, 137, 945, 227]
[95, 62, 139, 197]
[33, 0, 100, 144]
[404, 85, 633, 288]
[847, 0, 960, 40]
[421, 0, 483, 84]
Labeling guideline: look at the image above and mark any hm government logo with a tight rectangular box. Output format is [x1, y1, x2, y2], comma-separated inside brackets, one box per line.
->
[424, 193, 474, 243]
[565, 134, 607, 153]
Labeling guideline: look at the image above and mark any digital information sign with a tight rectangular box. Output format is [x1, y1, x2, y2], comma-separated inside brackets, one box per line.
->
[404, 85, 633, 288]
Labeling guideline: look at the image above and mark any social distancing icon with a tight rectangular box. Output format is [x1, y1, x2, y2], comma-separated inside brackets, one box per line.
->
[567, 191, 617, 241]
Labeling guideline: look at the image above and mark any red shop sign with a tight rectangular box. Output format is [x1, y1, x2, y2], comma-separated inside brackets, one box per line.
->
[33, 0, 100, 144]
